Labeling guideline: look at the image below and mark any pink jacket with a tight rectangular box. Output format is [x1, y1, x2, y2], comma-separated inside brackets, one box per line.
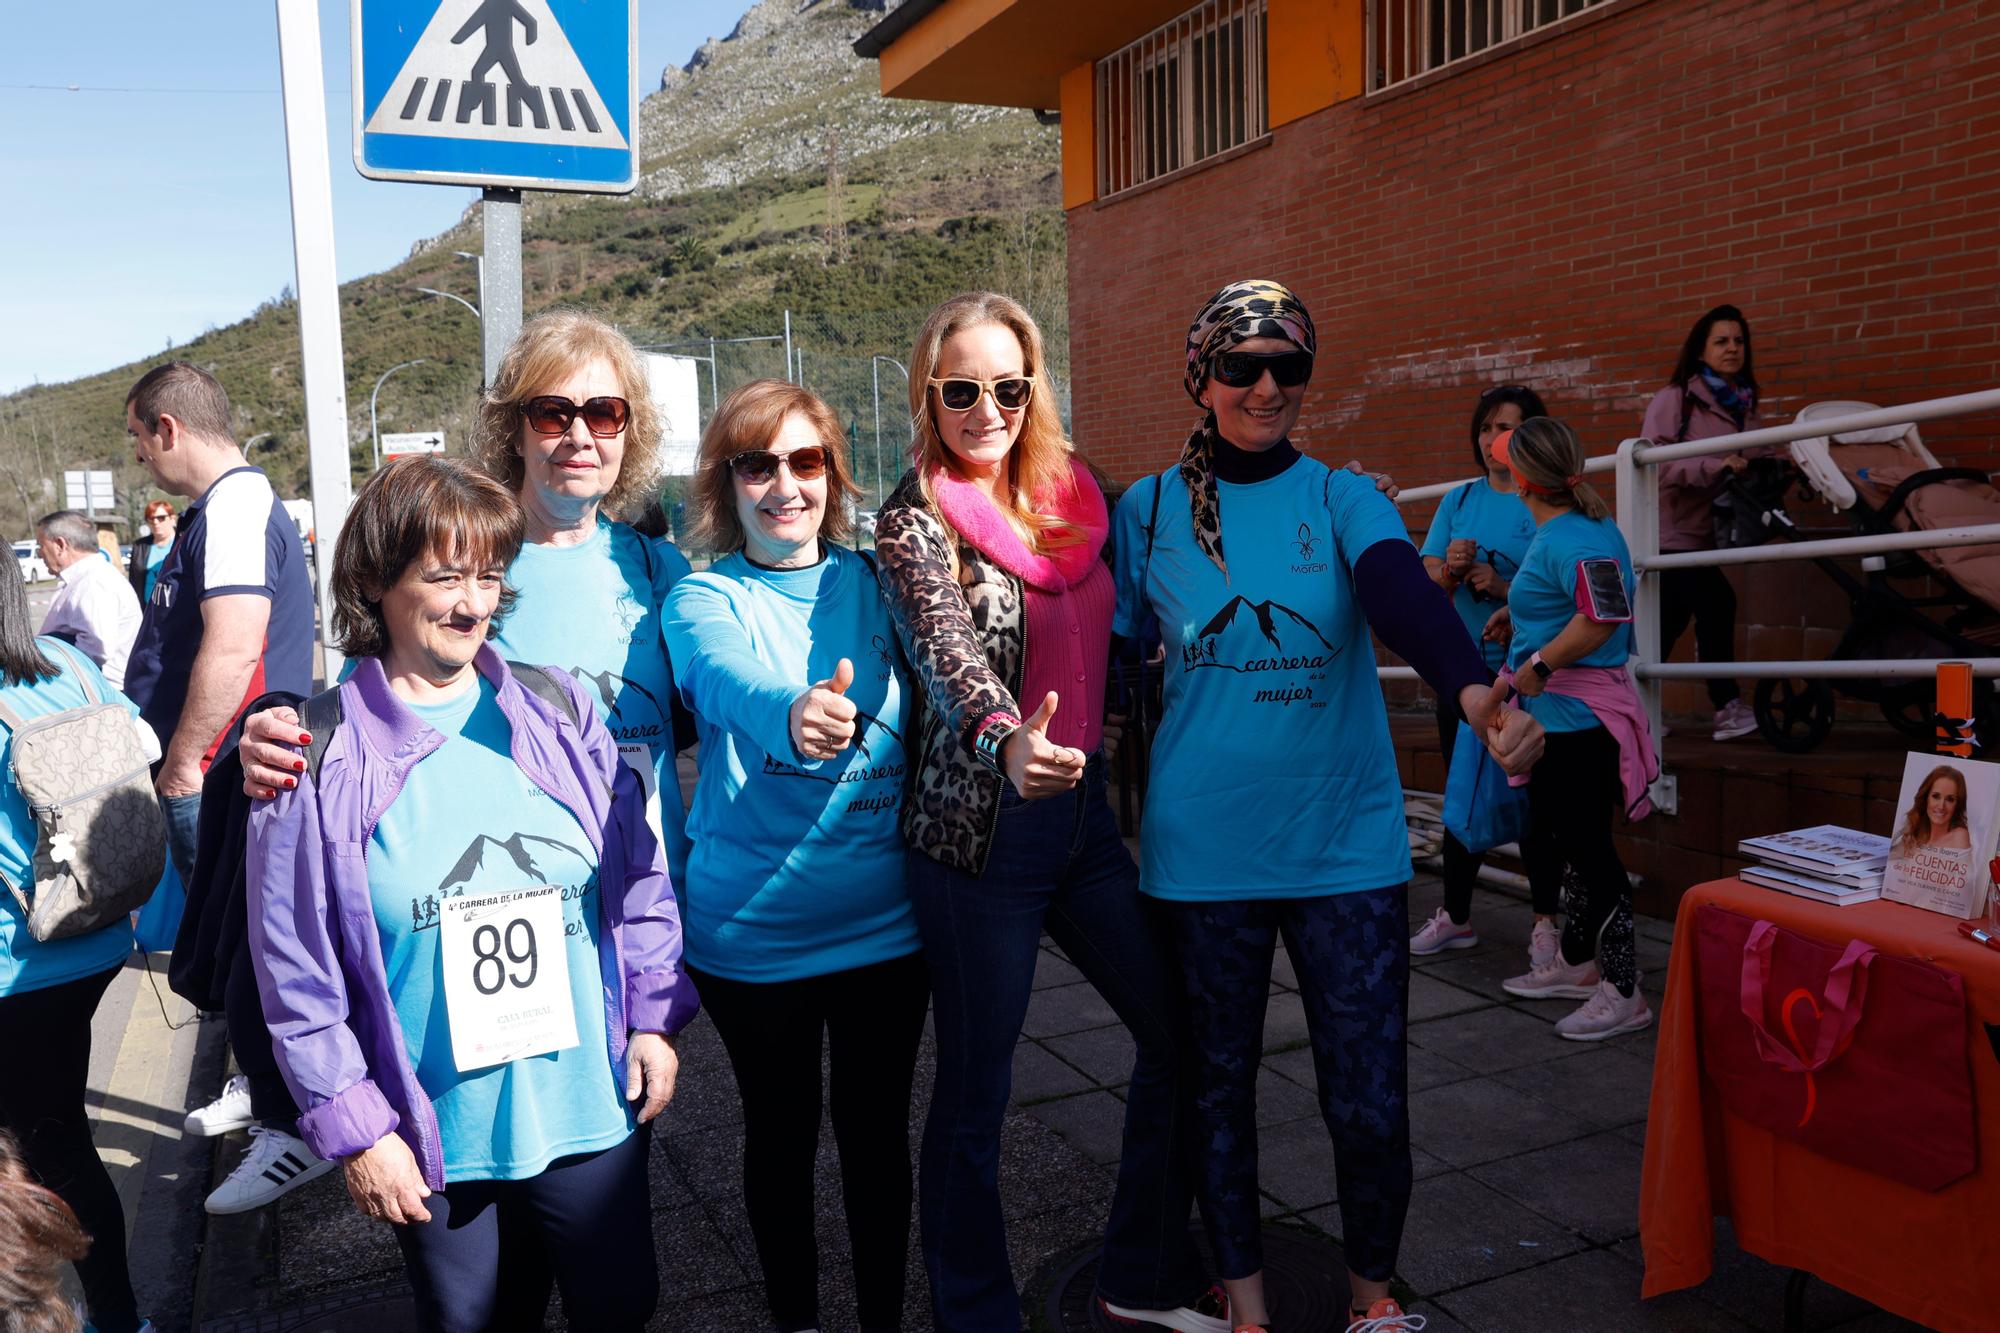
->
[1641, 378, 1771, 552]
[1544, 664, 1660, 822]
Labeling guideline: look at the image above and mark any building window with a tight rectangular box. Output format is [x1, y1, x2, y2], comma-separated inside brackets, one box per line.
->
[1368, 0, 1611, 93]
[1097, 0, 1268, 198]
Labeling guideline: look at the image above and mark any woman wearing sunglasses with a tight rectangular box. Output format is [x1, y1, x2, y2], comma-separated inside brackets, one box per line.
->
[240, 310, 696, 881]
[1410, 385, 1559, 963]
[661, 381, 925, 1333]
[873, 292, 1226, 1333]
[1114, 280, 1543, 1333]
[126, 500, 176, 607]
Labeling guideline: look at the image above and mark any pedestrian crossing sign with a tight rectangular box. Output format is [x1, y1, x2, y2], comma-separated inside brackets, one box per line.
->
[353, 0, 638, 193]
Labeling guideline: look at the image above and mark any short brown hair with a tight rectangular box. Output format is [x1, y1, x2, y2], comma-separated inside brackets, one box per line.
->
[687, 380, 860, 553]
[0, 1130, 88, 1333]
[466, 308, 667, 518]
[330, 457, 524, 659]
[126, 361, 233, 442]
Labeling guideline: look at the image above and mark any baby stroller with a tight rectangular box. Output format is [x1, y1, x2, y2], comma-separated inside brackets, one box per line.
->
[1730, 400, 2000, 753]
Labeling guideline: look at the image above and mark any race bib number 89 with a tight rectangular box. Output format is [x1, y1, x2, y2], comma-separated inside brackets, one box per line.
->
[439, 886, 579, 1072]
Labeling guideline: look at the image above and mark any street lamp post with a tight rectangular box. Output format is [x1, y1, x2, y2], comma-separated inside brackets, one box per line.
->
[370, 359, 428, 470]
[417, 286, 480, 320]
[871, 356, 909, 507]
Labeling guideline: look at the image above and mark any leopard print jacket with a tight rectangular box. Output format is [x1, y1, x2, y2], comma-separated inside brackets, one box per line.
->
[873, 469, 1024, 875]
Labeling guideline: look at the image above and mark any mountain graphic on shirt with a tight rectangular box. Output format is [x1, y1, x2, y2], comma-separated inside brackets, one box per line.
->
[566, 667, 668, 746]
[437, 832, 593, 898]
[1183, 596, 1341, 673]
[760, 709, 905, 786]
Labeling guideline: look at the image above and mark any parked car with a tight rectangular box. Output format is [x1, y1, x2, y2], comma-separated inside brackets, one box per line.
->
[12, 541, 48, 583]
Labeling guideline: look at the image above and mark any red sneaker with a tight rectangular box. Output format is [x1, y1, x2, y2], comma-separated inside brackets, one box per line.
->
[1346, 1298, 1427, 1331]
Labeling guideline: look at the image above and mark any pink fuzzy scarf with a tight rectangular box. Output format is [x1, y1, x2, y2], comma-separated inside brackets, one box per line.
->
[929, 458, 1108, 593]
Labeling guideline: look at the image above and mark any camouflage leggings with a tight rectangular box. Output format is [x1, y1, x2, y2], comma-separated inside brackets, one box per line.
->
[1161, 886, 1411, 1282]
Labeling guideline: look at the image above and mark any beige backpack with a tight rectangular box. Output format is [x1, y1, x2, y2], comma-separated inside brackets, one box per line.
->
[0, 641, 166, 941]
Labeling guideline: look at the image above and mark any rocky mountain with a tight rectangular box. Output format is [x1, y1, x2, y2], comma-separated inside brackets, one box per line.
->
[0, 0, 1061, 537]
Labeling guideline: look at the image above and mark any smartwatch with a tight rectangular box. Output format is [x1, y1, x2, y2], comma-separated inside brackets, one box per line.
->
[1529, 651, 1554, 681]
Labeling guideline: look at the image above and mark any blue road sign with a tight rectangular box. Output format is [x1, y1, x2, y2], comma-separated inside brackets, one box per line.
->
[352, 0, 638, 193]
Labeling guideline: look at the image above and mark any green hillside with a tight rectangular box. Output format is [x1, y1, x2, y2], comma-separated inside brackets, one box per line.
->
[0, 0, 1062, 539]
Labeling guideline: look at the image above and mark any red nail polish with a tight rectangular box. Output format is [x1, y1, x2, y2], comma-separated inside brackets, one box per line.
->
[293, 759, 306, 772]
[298, 733, 311, 744]
[283, 778, 296, 789]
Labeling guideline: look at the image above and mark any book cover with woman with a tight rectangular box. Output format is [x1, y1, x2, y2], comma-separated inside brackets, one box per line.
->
[1882, 756, 1999, 918]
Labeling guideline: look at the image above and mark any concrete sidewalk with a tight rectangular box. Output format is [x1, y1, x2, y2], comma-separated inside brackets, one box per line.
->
[148, 873, 1938, 1331]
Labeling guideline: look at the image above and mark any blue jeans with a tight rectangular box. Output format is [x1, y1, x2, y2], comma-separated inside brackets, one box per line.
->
[159, 790, 200, 888]
[909, 760, 1204, 1331]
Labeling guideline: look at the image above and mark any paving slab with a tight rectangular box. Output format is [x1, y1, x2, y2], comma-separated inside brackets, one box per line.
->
[1043, 1023, 1137, 1088]
[1025, 1089, 1128, 1166]
[1408, 1076, 1590, 1170]
[1408, 968, 1500, 1022]
[1332, 1172, 1585, 1296]
[1408, 1004, 1573, 1075]
[1034, 946, 1086, 991]
[1023, 981, 1123, 1039]
[1468, 1130, 1645, 1245]
[1438, 1247, 1757, 1332]
[1491, 1043, 1658, 1132]
[1014, 1039, 1094, 1104]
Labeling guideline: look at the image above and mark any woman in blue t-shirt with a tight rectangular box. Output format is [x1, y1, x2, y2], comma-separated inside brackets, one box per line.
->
[1412, 386, 1559, 963]
[0, 554, 154, 1333]
[246, 458, 696, 1333]
[663, 381, 926, 1333]
[1486, 418, 1657, 1042]
[1114, 281, 1544, 1333]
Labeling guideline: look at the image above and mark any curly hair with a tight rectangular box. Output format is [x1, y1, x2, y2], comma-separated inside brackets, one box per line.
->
[686, 380, 861, 554]
[330, 457, 525, 659]
[464, 307, 669, 519]
[0, 1130, 88, 1333]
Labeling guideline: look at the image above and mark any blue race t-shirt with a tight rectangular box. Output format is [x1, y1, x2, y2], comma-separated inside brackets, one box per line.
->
[368, 675, 631, 1183]
[663, 545, 917, 983]
[1420, 478, 1537, 670]
[1506, 510, 1637, 734]
[498, 518, 692, 882]
[0, 643, 137, 997]
[142, 536, 173, 606]
[1113, 457, 1415, 900]
[125, 467, 313, 759]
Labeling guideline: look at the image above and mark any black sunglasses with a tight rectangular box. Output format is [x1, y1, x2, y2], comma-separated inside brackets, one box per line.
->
[1210, 350, 1314, 389]
[727, 446, 830, 484]
[518, 395, 630, 438]
[930, 375, 1035, 413]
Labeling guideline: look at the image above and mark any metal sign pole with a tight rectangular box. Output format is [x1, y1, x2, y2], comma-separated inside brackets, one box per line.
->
[276, 0, 351, 686]
[482, 188, 523, 384]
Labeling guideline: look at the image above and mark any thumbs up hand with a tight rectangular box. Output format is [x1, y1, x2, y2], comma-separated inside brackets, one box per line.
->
[790, 658, 859, 760]
[1002, 691, 1087, 800]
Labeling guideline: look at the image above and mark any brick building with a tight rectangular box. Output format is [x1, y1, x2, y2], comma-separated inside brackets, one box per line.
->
[860, 0, 2000, 723]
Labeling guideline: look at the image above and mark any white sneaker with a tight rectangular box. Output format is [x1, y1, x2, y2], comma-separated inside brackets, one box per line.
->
[1712, 698, 1758, 741]
[183, 1074, 253, 1138]
[1529, 917, 1560, 970]
[1501, 953, 1600, 1000]
[1410, 907, 1479, 956]
[1096, 1284, 1231, 1333]
[1555, 979, 1655, 1042]
[204, 1126, 334, 1215]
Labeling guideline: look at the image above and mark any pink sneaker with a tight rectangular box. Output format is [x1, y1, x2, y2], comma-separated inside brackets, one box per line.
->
[1502, 953, 1600, 1000]
[1346, 1299, 1426, 1331]
[1410, 907, 1479, 956]
[1529, 917, 1560, 969]
[1555, 979, 1655, 1041]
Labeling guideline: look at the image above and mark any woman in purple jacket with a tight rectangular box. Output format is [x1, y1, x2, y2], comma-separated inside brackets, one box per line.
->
[245, 457, 698, 1333]
[1640, 304, 1769, 741]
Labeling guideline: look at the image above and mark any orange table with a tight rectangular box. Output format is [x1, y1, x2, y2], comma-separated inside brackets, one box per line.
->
[1640, 878, 2000, 1333]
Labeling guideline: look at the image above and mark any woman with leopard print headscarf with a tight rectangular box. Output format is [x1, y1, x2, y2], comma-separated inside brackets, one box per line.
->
[1110, 279, 1545, 1333]
[873, 291, 1228, 1333]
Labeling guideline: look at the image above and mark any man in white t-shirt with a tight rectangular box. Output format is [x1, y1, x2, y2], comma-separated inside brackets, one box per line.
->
[36, 510, 144, 688]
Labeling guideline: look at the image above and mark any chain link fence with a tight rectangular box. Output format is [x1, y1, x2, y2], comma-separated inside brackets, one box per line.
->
[624, 303, 1070, 551]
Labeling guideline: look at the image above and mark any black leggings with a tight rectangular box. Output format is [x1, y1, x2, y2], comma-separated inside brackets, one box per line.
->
[1520, 727, 1637, 995]
[1658, 566, 1740, 708]
[0, 965, 140, 1333]
[1434, 699, 1562, 924]
[687, 952, 930, 1333]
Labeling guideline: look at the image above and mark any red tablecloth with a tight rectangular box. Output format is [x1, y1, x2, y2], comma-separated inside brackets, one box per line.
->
[1640, 878, 2000, 1332]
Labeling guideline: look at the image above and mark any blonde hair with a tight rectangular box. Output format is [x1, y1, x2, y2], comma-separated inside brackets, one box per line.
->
[687, 380, 861, 553]
[1507, 417, 1610, 520]
[907, 292, 1077, 553]
[466, 307, 666, 518]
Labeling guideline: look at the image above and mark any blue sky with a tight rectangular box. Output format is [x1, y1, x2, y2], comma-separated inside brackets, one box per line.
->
[0, 1, 757, 393]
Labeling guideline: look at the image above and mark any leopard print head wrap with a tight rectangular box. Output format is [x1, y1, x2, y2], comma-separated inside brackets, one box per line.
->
[1178, 280, 1318, 579]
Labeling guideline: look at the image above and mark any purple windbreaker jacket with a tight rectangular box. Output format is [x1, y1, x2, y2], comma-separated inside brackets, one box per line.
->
[245, 645, 699, 1189]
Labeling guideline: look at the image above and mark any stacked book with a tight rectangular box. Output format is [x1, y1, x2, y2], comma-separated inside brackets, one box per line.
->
[1737, 825, 1890, 906]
